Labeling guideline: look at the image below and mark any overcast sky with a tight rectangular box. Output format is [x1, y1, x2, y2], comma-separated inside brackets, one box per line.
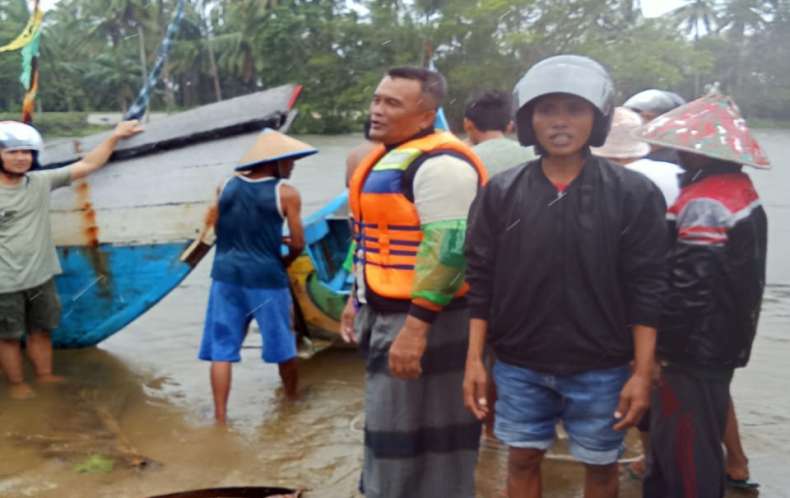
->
[37, 0, 686, 18]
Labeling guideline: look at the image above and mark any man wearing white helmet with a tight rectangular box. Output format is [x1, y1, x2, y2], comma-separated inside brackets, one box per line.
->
[0, 120, 141, 399]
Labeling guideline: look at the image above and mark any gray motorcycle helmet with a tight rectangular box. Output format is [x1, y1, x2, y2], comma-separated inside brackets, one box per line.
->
[623, 89, 685, 115]
[664, 91, 687, 109]
[513, 55, 615, 148]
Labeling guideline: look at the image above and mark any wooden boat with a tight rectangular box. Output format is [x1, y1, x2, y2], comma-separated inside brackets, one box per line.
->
[148, 486, 301, 498]
[286, 191, 351, 341]
[43, 85, 311, 348]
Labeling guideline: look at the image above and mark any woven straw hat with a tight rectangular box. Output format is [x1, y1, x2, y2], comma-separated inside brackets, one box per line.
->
[235, 128, 317, 171]
[591, 107, 650, 159]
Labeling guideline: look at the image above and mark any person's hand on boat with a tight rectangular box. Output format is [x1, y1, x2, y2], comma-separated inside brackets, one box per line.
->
[462, 358, 489, 421]
[111, 120, 144, 140]
[388, 316, 428, 380]
[340, 297, 357, 344]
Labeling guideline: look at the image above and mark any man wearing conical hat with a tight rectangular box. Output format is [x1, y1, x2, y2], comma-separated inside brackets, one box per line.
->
[636, 93, 768, 498]
[198, 129, 316, 424]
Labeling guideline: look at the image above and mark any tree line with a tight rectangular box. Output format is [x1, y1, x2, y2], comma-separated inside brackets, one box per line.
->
[1, 0, 789, 134]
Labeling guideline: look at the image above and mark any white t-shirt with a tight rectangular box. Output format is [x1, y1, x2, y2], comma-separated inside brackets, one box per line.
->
[626, 158, 684, 207]
[412, 154, 478, 224]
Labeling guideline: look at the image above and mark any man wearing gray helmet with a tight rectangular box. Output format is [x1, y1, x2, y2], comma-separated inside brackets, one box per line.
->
[0, 120, 141, 399]
[463, 55, 667, 497]
[624, 89, 686, 164]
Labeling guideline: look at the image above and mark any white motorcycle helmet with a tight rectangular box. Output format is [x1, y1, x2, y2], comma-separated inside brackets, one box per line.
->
[0, 121, 44, 173]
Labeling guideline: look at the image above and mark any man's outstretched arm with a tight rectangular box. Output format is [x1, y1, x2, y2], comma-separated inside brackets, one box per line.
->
[69, 120, 143, 181]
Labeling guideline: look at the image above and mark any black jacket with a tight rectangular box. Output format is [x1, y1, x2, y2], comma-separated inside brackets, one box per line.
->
[660, 168, 767, 373]
[465, 156, 668, 375]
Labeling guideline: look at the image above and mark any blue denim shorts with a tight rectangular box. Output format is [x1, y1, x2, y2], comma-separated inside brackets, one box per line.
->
[493, 360, 630, 465]
[199, 280, 296, 364]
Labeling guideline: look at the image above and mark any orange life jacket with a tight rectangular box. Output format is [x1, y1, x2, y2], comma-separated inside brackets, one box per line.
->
[348, 131, 488, 301]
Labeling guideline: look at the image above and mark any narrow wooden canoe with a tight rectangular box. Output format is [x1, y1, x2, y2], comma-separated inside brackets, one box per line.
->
[286, 191, 351, 341]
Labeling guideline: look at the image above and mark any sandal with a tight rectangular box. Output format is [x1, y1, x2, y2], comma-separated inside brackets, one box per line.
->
[726, 474, 760, 490]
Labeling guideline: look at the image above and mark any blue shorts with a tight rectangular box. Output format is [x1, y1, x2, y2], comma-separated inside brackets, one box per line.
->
[198, 280, 296, 364]
[493, 360, 630, 465]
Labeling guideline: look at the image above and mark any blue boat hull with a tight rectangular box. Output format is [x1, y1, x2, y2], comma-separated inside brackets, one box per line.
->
[52, 243, 192, 348]
[52, 191, 353, 348]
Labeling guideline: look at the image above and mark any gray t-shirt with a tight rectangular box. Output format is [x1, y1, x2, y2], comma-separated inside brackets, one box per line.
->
[473, 137, 535, 177]
[0, 168, 72, 293]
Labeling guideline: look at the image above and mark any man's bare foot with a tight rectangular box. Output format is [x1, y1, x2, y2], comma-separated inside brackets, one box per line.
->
[9, 382, 35, 400]
[725, 463, 750, 482]
[625, 457, 647, 480]
[36, 374, 65, 384]
[214, 411, 227, 425]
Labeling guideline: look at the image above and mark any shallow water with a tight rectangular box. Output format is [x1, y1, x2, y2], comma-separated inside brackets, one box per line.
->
[1, 131, 788, 497]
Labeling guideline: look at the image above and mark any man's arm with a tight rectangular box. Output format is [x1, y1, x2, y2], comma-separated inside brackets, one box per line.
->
[462, 184, 499, 418]
[613, 324, 656, 430]
[180, 184, 222, 266]
[614, 181, 668, 430]
[464, 181, 498, 323]
[388, 154, 479, 379]
[280, 182, 305, 268]
[197, 185, 221, 241]
[463, 318, 490, 420]
[69, 120, 143, 181]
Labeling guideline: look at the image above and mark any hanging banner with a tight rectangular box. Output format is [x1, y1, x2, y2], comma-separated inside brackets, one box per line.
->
[124, 0, 187, 121]
[0, 8, 43, 53]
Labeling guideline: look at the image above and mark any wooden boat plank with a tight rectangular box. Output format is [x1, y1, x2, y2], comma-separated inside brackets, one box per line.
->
[41, 85, 300, 167]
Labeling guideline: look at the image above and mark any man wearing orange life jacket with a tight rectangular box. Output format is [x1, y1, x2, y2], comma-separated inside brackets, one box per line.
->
[340, 66, 488, 498]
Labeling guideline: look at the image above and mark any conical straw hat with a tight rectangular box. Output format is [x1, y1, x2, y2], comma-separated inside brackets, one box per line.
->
[235, 128, 318, 171]
[635, 91, 770, 169]
[591, 107, 650, 159]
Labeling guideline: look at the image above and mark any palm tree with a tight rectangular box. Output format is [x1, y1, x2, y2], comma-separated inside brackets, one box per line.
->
[716, 0, 773, 90]
[207, 0, 271, 89]
[83, 0, 153, 110]
[672, 0, 718, 40]
[621, 0, 642, 24]
[672, 0, 718, 95]
[717, 0, 771, 38]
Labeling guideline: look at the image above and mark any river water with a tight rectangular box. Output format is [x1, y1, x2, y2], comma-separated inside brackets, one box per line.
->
[1, 131, 788, 498]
